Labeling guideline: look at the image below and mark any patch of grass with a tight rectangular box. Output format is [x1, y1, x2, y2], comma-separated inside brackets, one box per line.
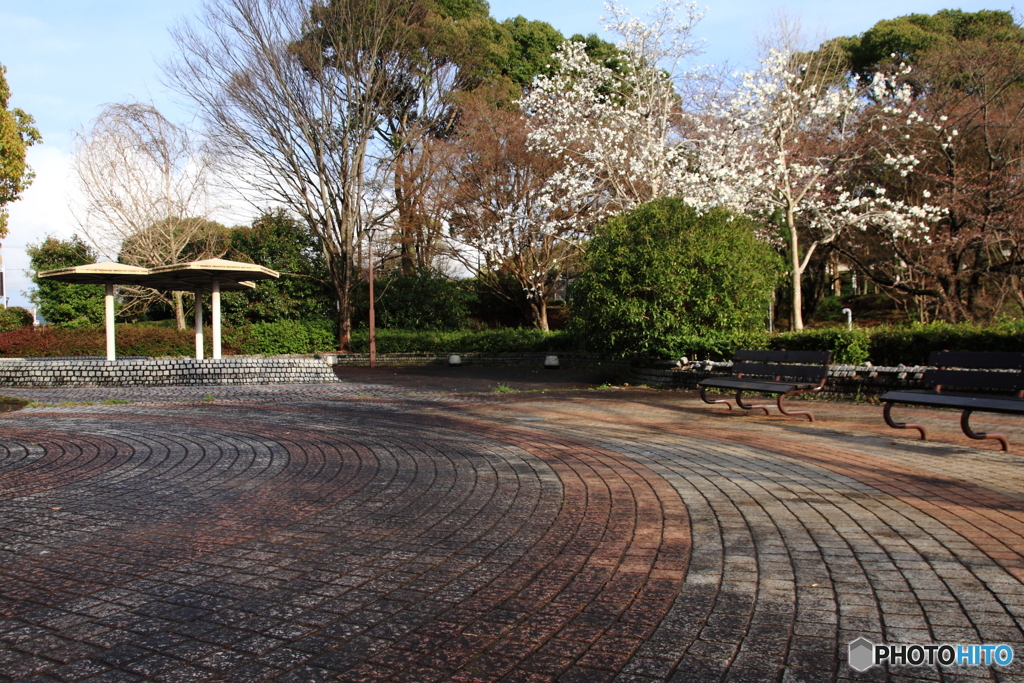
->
[201, 394, 215, 402]
[102, 398, 131, 405]
[0, 395, 30, 412]
[492, 383, 517, 394]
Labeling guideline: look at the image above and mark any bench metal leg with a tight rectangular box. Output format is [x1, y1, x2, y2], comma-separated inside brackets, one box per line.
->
[699, 384, 733, 410]
[777, 392, 814, 422]
[883, 402, 927, 440]
[960, 409, 1009, 452]
[735, 392, 771, 416]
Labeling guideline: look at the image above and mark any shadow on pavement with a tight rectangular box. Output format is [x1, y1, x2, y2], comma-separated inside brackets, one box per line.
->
[332, 364, 627, 393]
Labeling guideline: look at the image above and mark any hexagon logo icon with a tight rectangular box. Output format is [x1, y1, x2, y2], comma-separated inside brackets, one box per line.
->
[848, 637, 875, 672]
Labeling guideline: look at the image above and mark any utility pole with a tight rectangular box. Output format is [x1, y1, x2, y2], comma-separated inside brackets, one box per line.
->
[367, 232, 376, 368]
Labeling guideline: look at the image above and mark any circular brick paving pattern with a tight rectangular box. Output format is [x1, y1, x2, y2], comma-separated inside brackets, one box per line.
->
[0, 383, 1023, 682]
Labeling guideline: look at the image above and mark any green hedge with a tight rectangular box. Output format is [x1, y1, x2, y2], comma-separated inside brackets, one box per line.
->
[0, 321, 1020, 365]
[0, 325, 201, 358]
[348, 328, 575, 354]
[865, 320, 1024, 366]
[226, 320, 335, 355]
[667, 322, 1024, 365]
[0, 307, 33, 332]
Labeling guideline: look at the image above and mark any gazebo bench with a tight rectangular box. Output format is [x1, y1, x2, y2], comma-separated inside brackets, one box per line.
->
[698, 349, 832, 422]
[880, 351, 1024, 451]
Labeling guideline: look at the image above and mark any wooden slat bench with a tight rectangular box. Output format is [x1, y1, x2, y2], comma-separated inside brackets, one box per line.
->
[698, 349, 832, 422]
[880, 350, 1024, 451]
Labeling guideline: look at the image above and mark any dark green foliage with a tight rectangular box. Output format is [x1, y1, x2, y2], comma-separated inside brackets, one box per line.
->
[570, 200, 781, 356]
[650, 329, 770, 363]
[27, 235, 106, 328]
[569, 32, 625, 72]
[464, 275, 533, 328]
[770, 328, 871, 365]
[0, 320, 1020, 365]
[220, 210, 335, 326]
[865, 321, 1024, 366]
[353, 272, 476, 330]
[652, 322, 1024, 366]
[434, 0, 489, 21]
[499, 17, 566, 87]
[836, 10, 1024, 77]
[226, 320, 335, 355]
[0, 307, 31, 332]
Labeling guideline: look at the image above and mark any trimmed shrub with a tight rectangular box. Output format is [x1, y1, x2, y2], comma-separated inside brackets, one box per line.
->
[656, 329, 770, 362]
[348, 328, 575, 354]
[570, 200, 781, 356]
[866, 320, 1024, 366]
[227, 320, 335, 355]
[0, 307, 33, 332]
[771, 328, 872, 365]
[0, 325, 207, 358]
[116, 325, 200, 357]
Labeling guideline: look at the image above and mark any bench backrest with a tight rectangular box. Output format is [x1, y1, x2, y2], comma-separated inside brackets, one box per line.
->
[923, 351, 1024, 394]
[732, 349, 832, 382]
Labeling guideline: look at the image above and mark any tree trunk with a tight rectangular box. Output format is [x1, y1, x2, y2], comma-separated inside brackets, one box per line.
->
[789, 217, 804, 331]
[531, 299, 550, 332]
[174, 291, 186, 331]
[395, 158, 417, 276]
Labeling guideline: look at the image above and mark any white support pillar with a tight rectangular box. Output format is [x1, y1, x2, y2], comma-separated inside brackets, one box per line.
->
[211, 279, 221, 359]
[105, 283, 115, 361]
[194, 288, 204, 360]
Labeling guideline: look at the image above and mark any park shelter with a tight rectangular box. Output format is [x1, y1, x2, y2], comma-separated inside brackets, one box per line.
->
[38, 259, 279, 361]
[148, 259, 279, 360]
[37, 262, 152, 361]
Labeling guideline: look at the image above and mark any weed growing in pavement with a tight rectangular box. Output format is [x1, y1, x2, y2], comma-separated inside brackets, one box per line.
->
[493, 384, 517, 393]
[201, 394, 215, 402]
[102, 398, 131, 405]
[0, 395, 30, 411]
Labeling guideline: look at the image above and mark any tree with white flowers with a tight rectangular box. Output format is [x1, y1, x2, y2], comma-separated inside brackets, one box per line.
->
[442, 100, 589, 331]
[520, 0, 705, 227]
[686, 49, 944, 330]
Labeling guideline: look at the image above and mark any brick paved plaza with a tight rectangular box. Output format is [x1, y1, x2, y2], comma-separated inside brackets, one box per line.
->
[2, 370, 1024, 683]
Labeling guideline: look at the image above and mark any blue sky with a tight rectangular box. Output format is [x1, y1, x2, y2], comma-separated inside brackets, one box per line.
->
[1, 0, 1017, 309]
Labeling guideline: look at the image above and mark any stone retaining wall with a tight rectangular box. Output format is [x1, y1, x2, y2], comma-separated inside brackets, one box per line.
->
[326, 353, 931, 396]
[0, 352, 939, 394]
[0, 356, 339, 388]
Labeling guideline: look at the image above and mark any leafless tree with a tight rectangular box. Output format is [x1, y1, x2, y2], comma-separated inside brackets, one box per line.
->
[165, 0, 441, 349]
[72, 102, 220, 328]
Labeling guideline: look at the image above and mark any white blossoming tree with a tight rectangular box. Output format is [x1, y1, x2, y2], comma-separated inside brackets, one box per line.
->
[442, 102, 592, 331]
[520, 0, 705, 226]
[687, 49, 943, 330]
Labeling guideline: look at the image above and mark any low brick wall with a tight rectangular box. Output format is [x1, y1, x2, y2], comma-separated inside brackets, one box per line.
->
[0, 356, 339, 388]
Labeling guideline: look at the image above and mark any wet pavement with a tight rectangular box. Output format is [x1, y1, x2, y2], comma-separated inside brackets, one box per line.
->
[0, 369, 1023, 682]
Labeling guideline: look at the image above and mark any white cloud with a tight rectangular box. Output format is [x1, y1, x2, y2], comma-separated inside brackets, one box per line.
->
[4, 144, 79, 309]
